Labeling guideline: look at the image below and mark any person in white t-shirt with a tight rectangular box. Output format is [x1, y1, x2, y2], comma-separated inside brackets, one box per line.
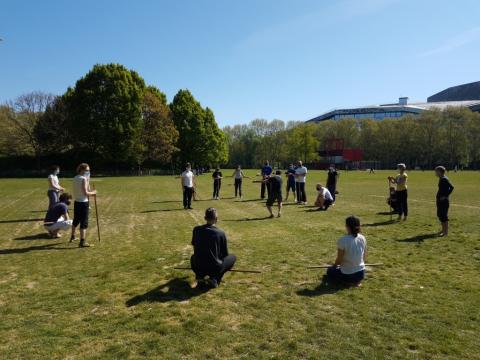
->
[326, 216, 367, 286]
[70, 163, 97, 248]
[314, 183, 334, 211]
[295, 160, 308, 204]
[181, 163, 195, 209]
[47, 165, 65, 210]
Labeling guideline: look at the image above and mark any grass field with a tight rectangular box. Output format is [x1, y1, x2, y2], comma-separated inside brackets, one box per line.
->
[0, 170, 479, 359]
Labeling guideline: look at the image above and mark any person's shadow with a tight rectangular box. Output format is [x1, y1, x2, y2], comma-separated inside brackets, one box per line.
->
[14, 233, 51, 241]
[296, 275, 351, 297]
[0, 243, 75, 255]
[397, 233, 438, 243]
[126, 277, 210, 307]
[363, 220, 396, 227]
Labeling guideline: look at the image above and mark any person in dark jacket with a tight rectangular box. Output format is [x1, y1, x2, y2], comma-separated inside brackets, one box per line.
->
[266, 170, 283, 218]
[190, 208, 237, 288]
[435, 166, 454, 237]
[326, 164, 339, 202]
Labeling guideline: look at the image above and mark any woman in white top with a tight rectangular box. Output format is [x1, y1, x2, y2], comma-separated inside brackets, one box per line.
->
[230, 165, 249, 198]
[47, 165, 65, 210]
[327, 216, 367, 286]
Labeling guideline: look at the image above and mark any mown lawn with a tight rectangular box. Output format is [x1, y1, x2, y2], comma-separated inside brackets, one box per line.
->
[0, 170, 479, 359]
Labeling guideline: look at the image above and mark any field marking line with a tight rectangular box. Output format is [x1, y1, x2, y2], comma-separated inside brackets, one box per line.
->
[0, 189, 38, 212]
[188, 211, 202, 225]
[368, 195, 480, 209]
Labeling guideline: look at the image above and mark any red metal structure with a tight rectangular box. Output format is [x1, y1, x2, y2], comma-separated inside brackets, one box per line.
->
[318, 138, 363, 169]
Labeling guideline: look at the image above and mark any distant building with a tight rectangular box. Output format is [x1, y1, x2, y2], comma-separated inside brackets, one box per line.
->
[307, 81, 480, 123]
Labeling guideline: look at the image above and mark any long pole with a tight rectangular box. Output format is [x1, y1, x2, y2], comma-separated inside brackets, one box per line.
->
[388, 178, 393, 221]
[307, 263, 384, 269]
[93, 184, 101, 242]
[174, 267, 261, 274]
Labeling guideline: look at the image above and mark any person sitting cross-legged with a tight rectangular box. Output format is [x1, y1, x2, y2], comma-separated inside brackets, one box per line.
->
[190, 208, 237, 289]
[326, 216, 367, 287]
[314, 183, 334, 211]
[44, 193, 73, 238]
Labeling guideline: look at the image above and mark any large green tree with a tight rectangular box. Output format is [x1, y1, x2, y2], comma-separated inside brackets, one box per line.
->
[65, 63, 146, 164]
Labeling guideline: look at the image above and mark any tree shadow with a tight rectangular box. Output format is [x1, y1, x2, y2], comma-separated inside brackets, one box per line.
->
[223, 216, 272, 222]
[0, 218, 43, 224]
[397, 233, 438, 243]
[125, 277, 209, 307]
[296, 276, 350, 297]
[0, 243, 76, 255]
[363, 220, 396, 227]
[14, 233, 51, 241]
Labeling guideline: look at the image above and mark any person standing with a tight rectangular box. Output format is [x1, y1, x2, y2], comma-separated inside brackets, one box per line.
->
[70, 163, 97, 248]
[181, 163, 195, 210]
[266, 170, 283, 218]
[44, 193, 73, 238]
[295, 160, 308, 204]
[326, 216, 367, 287]
[47, 165, 65, 210]
[435, 166, 454, 237]
[326, 164, 339, 202]
[284, 164, 296, 202]
[231, 165, 249, 199]
[212, 167, 223, 200]
[260, 161, 273, 199]
[388, 163, 408, 221]
[190, 208, 237, 289]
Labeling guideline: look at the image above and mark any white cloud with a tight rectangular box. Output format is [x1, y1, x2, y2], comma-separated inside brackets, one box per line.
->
[419, 26, 480, 58]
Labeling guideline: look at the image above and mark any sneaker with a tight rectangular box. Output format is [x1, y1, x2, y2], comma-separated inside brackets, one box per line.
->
[207, 278, 219, 288]
[69, 235, 76, 242]
[269, 214, 274, 219]
[188, 206, 193, 210]
[79, 240, 93, 248]
[277, 213, 281, 218]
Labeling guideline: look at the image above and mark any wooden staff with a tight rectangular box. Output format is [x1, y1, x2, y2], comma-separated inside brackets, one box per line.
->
[93, 184, 101, 242]
[174, 267, 261, 274]
[307, 263, 384, 269]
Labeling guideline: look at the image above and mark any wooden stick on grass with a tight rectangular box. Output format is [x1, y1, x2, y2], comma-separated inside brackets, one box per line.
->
[174, 267, 262, 274]
[307, 263, 384, 269]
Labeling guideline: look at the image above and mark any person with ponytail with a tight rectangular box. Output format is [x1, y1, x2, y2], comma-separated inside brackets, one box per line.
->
[326, 216, 367, 286]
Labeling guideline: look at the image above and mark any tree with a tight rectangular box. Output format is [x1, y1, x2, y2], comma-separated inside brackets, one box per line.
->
[140, 86, 179, 165]
[203, 107, 228, 165]
[65, 63, 146, 165]
[285, 123, 320, 163]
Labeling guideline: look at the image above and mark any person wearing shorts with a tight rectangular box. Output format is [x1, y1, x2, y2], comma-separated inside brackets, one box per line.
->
[71, 163, 97, 247]
[44, 192, 73, 238]
[435, 166, 454, 237]
[266, 170, 283, 218]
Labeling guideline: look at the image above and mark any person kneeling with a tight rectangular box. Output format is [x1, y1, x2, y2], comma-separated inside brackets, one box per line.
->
[44, 193, 73, 238]
[315, 184, 334, 211]
[326, 216, 367, 287]
[190, 208, 237, 289]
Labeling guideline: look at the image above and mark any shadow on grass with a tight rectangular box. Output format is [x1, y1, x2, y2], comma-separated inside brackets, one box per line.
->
[397, 233, 438, 243]
[0, 218, 43, 224]
[141, 209, 185, 213]
[126, 277, 209, 306]
[30, 210, 47, 213]
[0, 243, 75, 255]
[223, 216, 272, 222]
[239, 199, 263, 203]
[376, 211, 397, 215]
[14, 233, 51, 240]
[296, 276, 350, 297]
[151, 200, 181, 204]
[363, 220, 396, 227]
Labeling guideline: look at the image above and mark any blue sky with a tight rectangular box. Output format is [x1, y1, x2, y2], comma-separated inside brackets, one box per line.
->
[1, 0, 479, 126]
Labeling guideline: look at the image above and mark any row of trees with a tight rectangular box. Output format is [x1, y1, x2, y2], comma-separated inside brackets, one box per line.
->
[0, 63, 228, 170]
[224, 108, 480, 169]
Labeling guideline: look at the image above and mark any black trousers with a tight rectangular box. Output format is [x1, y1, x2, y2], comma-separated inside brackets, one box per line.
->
[190, 254, 237, 283]
[327, 184, 336, 202]
[261, 181, 270, 199]
[213, 180, 221, 198]
[396, 190, 408, 217]
[323, 199, 333, 210]
[437, 198, 449, 223]
[296, 182, 307, 202]
[183, 186, 193, 208]
[234, 178, 242, 197]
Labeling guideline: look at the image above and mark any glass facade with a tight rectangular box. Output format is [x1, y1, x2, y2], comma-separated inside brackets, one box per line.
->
[332, 111, 409, 121]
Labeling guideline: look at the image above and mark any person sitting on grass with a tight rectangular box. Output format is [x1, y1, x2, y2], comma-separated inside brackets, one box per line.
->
[266, 170, 283, 218]
[190, 208, 237, 289]
[435, 166, 454, 237]
[326, 215, 367, 287]
[44, 193, 73, 238]
[314, 183, 334, 211]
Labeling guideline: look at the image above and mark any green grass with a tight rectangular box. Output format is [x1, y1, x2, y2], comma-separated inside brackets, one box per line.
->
[0, 170, 479, 359]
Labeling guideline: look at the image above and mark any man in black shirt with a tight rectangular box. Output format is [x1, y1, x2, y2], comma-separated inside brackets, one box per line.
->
[266, 170, 283, 218]
[326, 164, 339, 202]
[435, 166, 454, 237]
[190, 208, 236, 288]
[212, 168, 223, 200]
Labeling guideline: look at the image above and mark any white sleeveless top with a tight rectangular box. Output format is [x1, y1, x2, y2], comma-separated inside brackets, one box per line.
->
[48, 174, 59, 191]
[73, 175, 88, 202]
